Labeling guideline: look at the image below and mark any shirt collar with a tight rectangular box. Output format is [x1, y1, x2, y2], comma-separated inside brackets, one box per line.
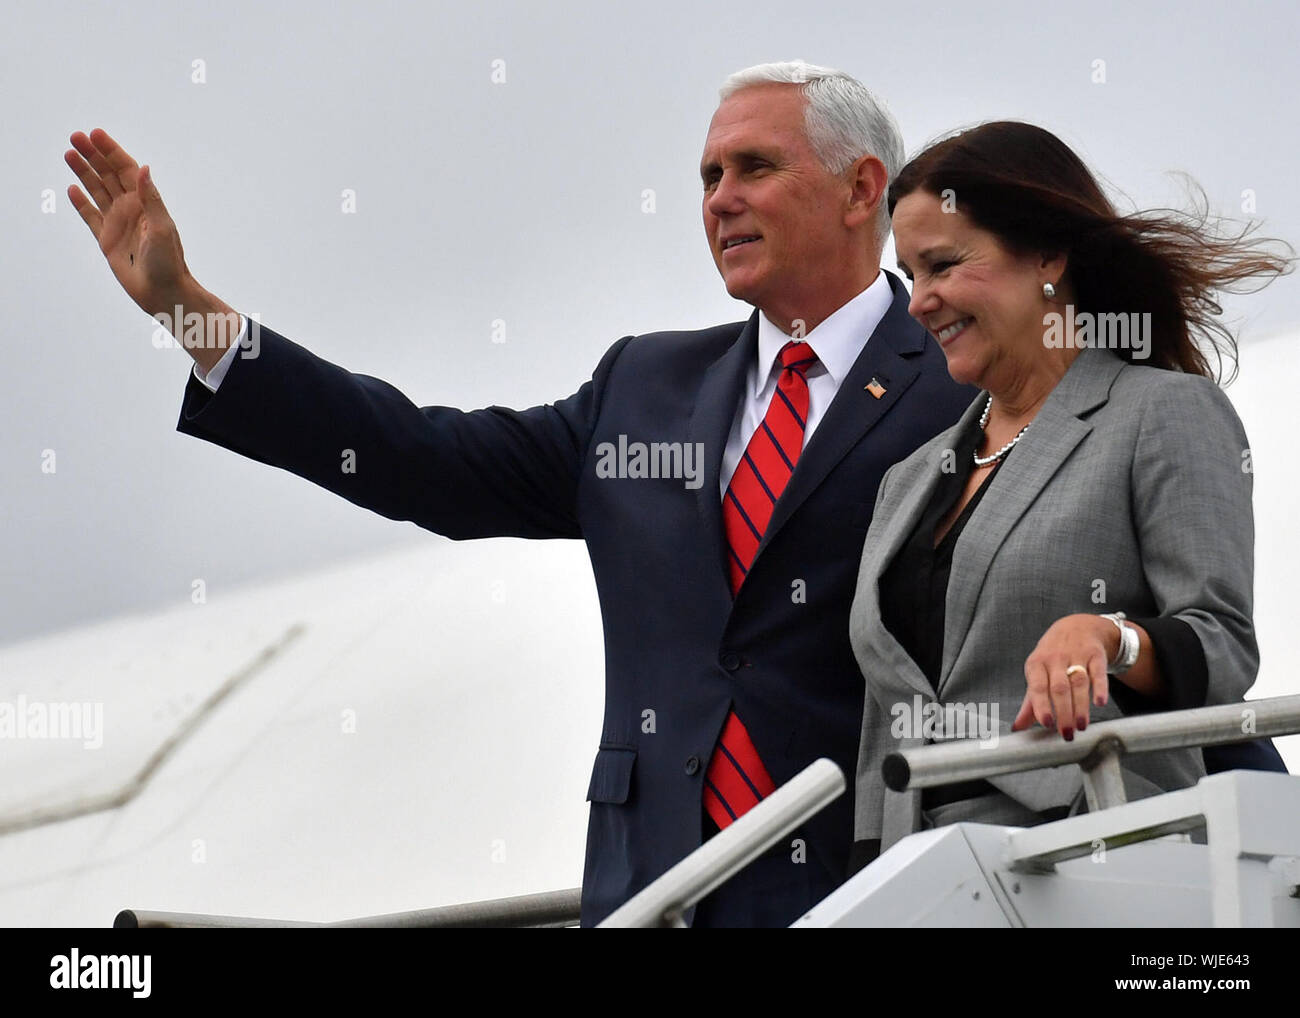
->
[752, 270, 892, 397]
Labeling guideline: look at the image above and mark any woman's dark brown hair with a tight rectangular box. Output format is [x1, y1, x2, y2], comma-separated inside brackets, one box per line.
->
[888, 121, 1294, 381]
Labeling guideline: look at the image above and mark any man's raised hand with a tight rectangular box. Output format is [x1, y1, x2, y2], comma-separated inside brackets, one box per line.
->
[66, 129, 239, 373]
[65, 129, 190, 318]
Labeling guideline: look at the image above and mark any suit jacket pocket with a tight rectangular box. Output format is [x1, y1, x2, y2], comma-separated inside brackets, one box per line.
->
[586, 745, 636, 804]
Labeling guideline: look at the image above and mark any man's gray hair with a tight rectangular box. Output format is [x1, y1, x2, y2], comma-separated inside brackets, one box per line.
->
[719, 60, 904, 239]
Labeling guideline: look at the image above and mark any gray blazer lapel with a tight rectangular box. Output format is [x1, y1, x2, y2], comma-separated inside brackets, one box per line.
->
[852, 412, 974, 702]
[937, 349, 1126, 695]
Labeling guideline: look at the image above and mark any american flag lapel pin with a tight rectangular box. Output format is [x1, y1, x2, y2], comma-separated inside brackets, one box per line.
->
[865, 377, 887, 399]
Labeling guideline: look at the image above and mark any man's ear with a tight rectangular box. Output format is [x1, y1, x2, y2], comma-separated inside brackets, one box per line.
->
[845, 154, 888, 229]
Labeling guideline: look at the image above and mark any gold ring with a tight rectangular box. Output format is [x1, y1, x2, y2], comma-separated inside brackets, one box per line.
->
[1065, 664, 1087, 678]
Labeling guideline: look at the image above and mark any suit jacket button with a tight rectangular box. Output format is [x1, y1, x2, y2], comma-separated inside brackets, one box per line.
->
[685, 755, 701, 775]
[720, 652, 741, 672]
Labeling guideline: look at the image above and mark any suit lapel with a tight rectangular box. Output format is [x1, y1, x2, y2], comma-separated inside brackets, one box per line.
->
[688, 313, 759, 591]
[937, 349, 1126, 695]
[756, 272, 928, 560]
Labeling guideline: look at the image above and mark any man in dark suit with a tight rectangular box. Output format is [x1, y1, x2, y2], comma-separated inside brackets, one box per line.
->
[66, 60, 975, 926]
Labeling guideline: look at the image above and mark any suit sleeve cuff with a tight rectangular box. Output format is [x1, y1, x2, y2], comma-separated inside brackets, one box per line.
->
[1110, 615, 1208, 715]
[191, 314, 247, 392]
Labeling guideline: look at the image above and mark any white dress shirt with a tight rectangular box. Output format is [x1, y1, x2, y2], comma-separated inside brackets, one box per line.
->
[192, 318, 247, 391]
[718, 270, 892, 497]
[193, 270, 895, 503]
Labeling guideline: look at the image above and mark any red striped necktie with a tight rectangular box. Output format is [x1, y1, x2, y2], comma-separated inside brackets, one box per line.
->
[706, 340, 818, 830]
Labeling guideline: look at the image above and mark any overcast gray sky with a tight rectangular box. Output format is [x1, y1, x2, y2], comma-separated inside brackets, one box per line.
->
[4, 0, 1299, 646]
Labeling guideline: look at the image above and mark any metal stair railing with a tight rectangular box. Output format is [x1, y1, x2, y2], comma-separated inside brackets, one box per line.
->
[882, 693, 1300, 813]
[876, 692, 1300, 928]
[597, 758, 846, 927]
[597, 694, 1300, 926]
[114, 695, 1300, 928]
[114, 887, 582, 928]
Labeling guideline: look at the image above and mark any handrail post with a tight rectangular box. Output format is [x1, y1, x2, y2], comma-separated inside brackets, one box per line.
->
[1080, 736, 1128, 812]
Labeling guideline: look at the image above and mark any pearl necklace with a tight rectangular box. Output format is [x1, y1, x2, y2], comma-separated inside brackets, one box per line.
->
[974, 395, 1030, 467]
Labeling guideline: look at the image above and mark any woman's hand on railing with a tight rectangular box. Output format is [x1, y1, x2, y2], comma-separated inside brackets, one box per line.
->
[1013, 614, 1115, 741]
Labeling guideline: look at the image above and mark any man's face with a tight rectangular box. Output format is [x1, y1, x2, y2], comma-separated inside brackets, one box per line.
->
[700, 84, 855, 327]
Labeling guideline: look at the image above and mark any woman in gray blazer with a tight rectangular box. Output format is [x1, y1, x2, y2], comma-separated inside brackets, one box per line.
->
[850, 121, 1293, 863]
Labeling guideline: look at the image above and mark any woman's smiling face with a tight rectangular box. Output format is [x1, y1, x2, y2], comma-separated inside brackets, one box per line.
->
[892, 190, 1059, 391]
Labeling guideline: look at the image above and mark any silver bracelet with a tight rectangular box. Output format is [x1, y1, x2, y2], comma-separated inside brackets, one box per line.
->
[1100, 612, 1139, 675]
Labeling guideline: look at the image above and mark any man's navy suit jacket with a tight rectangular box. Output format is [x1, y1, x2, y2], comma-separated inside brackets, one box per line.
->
[175, 270, 975, 925]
